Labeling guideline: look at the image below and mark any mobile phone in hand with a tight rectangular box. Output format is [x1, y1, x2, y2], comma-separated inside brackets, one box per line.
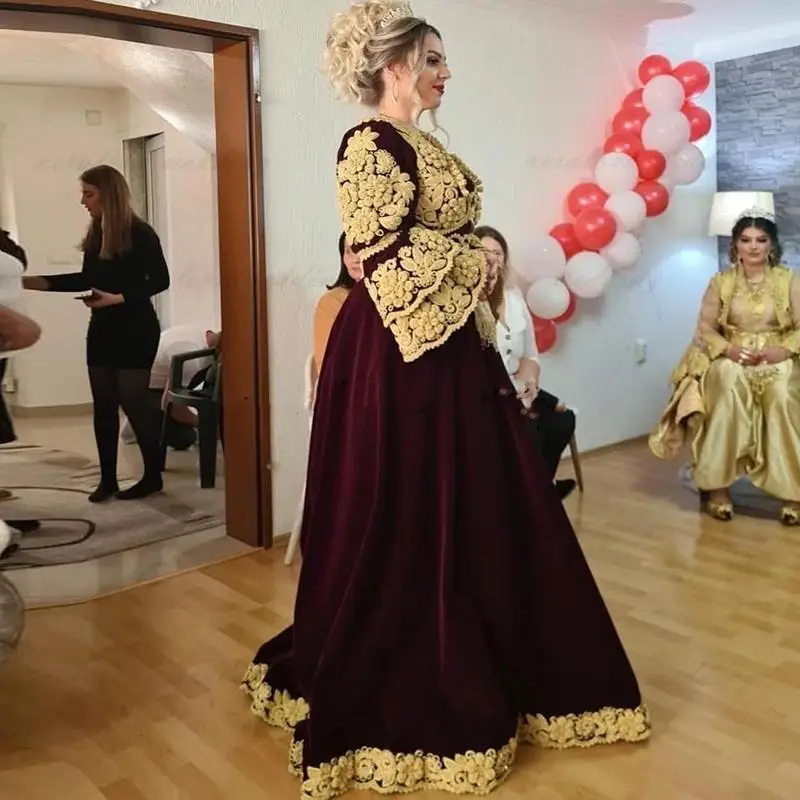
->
[74, 290, 97, 300]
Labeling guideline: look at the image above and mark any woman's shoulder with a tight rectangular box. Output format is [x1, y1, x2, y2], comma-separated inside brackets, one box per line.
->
[315, 286, 349, 314]
[337, 117, 416, 162]
[504, 287, 531, 326]
[131, 217, 161, 241]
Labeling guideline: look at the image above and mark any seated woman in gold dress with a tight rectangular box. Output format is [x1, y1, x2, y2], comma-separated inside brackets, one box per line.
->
[650, 210, 800, 524]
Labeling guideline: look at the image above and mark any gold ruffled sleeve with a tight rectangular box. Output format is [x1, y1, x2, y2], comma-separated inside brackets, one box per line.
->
[336, 121, 486, 363]
[649, 274, 728, 460]
[780, 274, 800, 355]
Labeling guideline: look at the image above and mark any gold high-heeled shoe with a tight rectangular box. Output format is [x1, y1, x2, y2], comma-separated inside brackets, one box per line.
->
[700, 490, 734, 521]
[780, 505, 800, 526]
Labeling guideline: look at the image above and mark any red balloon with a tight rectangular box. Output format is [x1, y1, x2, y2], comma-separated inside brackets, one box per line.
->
[574, 207, 617, 251]
[604, 132, 643, 157]
[549, 223, 583, 260]
[612, 107, 649, 137]
[622, 88, 645, 109]
[682, 102, 712, 141]
[673, 60, 710, 97]
[532, 316, 557, 354]
[566, 183, 608, 217]
[553, 292, 577, 325]
[636, 149, 667, 180]
[638, 54, 672, 85]
[635, 180, 670, 217]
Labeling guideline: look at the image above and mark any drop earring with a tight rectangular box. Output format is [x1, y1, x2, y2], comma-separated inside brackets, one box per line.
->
[392, 75, 400, 104]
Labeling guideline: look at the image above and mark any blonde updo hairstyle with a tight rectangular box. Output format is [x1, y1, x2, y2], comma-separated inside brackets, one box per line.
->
[326, 1, 441, 112]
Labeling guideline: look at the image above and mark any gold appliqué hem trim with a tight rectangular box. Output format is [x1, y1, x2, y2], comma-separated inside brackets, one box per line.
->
[241, 663, 650, 799]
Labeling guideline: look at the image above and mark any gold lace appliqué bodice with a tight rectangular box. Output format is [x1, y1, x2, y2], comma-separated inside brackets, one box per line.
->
[336, 119, 492, 362]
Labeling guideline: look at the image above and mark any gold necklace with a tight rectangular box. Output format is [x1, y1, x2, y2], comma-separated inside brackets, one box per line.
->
[739, 266, 769, 317]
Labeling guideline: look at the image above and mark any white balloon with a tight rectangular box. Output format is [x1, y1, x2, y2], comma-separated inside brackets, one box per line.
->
[643, 74, 686, 114]
[668, 143, 706, 185]
[604, 191, 647, 232]
[564, 252, 612, 299]
[642, 111, 691, 155]
[594, 152, 639, 194]
[525, 278, 570, 320]
[602, 232, 642, 271]
[515, 233, 567, 281]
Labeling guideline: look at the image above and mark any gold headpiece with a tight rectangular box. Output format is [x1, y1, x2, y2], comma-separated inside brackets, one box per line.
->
[379, 2, 414, 29]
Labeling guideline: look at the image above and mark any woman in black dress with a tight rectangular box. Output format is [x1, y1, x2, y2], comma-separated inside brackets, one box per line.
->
[23, 165, 170, 502]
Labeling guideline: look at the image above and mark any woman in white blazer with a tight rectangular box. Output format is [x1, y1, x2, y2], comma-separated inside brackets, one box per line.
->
[476, 225, 576, 500]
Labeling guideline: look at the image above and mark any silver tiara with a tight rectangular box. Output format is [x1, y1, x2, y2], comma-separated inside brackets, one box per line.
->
[735, 206, 776, 224]
[379, 3, 413, 28]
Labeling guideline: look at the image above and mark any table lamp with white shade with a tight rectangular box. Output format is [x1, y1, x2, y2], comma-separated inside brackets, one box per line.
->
[708, 191, 775, 236]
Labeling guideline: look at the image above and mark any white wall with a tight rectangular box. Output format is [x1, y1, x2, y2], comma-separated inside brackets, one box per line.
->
[695, 21, 800, 62]
[90, 0, 719, 535]
[115, 91, 220, 331]
[0, 84, 123, 408]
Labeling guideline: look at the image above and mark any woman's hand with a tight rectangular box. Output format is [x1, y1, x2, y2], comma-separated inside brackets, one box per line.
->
[755, 346, 790, 365]
[725, 346, 758, 366]
[22, 275, 48, 291]
[514, 358, 540, 402]
[83, 289, 123, 309]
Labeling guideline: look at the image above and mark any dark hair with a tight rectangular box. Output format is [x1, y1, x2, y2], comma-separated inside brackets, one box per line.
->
[327, 233, 357, 290]
[474, 225, 509, 316]
[0, 229, 27, 269]
[729, 216, 783, 266]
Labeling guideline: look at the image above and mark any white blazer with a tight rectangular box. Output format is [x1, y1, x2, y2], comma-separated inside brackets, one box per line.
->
[0, 250, 27, 358]
[0, 251, 23, 307]
[495, 287, 539, 395]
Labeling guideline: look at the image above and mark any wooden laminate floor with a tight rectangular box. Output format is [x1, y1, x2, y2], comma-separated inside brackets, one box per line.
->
[1, 441, 799, 799]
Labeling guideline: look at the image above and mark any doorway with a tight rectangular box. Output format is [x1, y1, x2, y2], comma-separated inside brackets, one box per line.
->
[0, 0, 272, 549]
[144, 134, 169, 325]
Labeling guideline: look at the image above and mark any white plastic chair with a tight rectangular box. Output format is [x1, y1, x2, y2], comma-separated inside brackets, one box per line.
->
[284, 354, 317, 565]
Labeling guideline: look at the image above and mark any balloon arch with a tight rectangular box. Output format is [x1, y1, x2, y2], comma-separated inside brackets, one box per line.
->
[514, 55, 712, 352]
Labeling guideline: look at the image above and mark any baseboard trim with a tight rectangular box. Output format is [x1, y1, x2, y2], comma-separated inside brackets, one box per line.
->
[11, 403, 94, 418]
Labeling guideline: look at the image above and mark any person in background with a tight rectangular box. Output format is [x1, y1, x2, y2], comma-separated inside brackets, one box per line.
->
[1, 235, 40, 452]
[650, 210, 800, 524]
[313, 232, 363, 371]
[121, 325, 220, 451]
[242, 4, 647, 793]
[22, 164, 170, 502]
[1, 231, 42, 541]
[477, 225, 577, 500]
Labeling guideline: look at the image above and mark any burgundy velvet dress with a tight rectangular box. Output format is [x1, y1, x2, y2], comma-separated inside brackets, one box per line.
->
[243, 118, 650, 798]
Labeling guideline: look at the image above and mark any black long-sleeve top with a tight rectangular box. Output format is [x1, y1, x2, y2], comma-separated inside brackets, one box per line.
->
[45, 218, 170, 306]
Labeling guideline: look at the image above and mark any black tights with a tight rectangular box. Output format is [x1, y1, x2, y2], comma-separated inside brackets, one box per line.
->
[88, 366, 161, 488]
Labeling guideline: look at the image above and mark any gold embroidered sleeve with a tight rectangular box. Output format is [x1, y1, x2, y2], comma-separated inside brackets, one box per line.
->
[668, 275, 728, 385]
[694, 276, 729, 360]
[336, 121, 486, 362]
[781, 275, 800, 355]
[375, 235, 486, 362]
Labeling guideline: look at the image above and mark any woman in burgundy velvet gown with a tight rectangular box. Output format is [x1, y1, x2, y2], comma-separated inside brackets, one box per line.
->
[242, 3, 650, 797]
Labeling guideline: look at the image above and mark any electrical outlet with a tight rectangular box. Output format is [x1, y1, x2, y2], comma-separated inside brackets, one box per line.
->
[635, 339, 647, 364]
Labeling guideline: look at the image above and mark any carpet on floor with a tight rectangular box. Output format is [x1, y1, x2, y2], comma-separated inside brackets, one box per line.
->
[0, 442, 224, 568]
[679, 462, 783, 519]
